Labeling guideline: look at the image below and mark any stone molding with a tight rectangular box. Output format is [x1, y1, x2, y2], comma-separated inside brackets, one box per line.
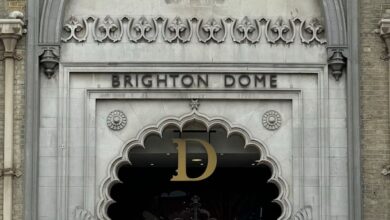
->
[61, 15, 327, 45]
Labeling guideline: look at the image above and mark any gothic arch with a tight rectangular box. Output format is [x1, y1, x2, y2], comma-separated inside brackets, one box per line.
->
[321, 0, 347, 46]
[96, 111, 292, 220]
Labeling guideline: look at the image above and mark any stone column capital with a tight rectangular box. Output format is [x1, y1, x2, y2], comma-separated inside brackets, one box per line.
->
[0, 12, 25, 55]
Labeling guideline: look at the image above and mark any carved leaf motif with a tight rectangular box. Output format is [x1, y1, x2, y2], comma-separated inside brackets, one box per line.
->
[163, 17, 192, 43]
[203, 18, 221, 33]
[168, 17, 187, 33]
[134, 17, 152, 32]
[66, 16, 83, 32]
[98, 16, 117, 33]
[237, 16, 256, 33]
[62, 16, 87, 42]
[231, 17, 261, 44]
[300, 18, 326, 44]
[265, 17, 295, 44]
[271, 18, 290, 35]
[128, 16, 158, 43]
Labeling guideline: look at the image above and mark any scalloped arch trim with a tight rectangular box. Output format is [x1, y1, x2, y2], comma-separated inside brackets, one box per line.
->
[97, 110, 292, 220]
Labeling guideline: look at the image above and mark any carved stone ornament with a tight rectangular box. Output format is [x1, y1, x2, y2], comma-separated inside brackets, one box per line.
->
[189, 98, 200, 110]
[62, 15, 326, 45]
[328, 47, 347, 81]
[107, 110, 127, 131]
[39, 46, 60, 79]
[0, 11, 25, 59]
[262, 110, 282, 131]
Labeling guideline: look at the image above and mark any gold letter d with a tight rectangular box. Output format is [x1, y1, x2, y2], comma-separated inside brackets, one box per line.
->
[171, 139, 217, 182]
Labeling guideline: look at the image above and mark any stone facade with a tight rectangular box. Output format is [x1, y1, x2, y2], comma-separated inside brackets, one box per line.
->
[0, 0, 388, 220]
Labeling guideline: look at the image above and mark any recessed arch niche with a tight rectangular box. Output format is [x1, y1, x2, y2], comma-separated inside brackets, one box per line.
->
[97, 112, 291, 220]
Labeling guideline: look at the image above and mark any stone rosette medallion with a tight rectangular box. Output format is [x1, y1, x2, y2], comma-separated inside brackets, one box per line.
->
[107, 110, 127, 131]
[262, 110, 282, 130]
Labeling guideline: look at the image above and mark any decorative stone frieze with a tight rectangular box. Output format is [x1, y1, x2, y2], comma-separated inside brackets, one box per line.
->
[62, 15, 327, 45]
[39, 45, 60, 79]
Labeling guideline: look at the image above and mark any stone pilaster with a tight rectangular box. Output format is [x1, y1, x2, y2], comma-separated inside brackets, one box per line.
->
[0, 11, 24, 220]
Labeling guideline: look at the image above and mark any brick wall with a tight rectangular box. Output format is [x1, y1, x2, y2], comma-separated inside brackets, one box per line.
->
[361, 1, 390, 219]
[6, 0, 25, 13]
[0, 0, 26, 220]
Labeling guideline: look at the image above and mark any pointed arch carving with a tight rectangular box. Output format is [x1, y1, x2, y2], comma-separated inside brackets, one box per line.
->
[97, 111, 292, 220]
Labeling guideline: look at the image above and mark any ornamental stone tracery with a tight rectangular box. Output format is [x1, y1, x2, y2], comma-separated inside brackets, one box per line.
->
[61, 15, 327, 45]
